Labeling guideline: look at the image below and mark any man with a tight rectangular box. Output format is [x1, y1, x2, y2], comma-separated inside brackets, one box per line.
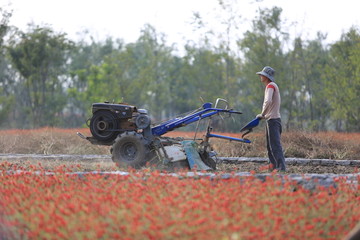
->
[256, 66, 286, 172]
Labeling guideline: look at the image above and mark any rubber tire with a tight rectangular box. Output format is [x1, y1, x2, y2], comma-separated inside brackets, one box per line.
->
[90, 110, 120, 142]
[111, 131, 150, 169]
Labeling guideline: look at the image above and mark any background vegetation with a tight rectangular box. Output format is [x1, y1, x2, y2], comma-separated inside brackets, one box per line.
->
[0, 4, 359, 132]
[1, 128, 359, 160]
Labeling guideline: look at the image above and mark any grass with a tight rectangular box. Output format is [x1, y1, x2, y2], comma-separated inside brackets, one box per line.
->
[2, 127, 359, 160]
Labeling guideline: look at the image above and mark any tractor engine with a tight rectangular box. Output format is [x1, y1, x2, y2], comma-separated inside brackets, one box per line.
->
[89, 102, 150, 144]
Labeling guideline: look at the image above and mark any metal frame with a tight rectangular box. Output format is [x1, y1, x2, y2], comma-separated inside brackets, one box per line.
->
[151, 98, 252, 143]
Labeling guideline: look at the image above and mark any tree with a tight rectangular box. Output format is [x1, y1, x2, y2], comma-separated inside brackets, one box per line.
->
[286, 34, 330, 130]
[238, 7, 288, 119]
[7, 25, 73, 127]
[0, 7, 14, 127]
[71, 25, 177, 122]
[67, 36, 123, 127]
[183, 46, 227, 104]
[131, 25, 175, 121]
[323, 27, 360, 131]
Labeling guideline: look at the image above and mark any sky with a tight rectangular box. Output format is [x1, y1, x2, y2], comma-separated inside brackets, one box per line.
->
[3, 0, 360, 53]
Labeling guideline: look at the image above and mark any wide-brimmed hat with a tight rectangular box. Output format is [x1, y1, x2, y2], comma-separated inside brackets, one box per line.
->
[256, 66, 275, 82]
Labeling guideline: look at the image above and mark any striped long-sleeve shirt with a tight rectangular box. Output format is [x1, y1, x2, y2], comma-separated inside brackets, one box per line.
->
[261, 82, 281, 120]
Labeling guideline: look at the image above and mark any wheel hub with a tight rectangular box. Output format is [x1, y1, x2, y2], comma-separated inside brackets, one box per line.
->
[97, 120, 108, 131]
[121, 142, 137, 161]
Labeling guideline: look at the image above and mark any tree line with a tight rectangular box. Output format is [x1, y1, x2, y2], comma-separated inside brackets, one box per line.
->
[0, 6, 359, 132]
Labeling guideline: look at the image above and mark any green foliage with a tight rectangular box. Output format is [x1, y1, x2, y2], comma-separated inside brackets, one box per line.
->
[323, 27, 360, 131]
[182, 46, 227, 105]
[285, 35, 331, 131]
[238, 7, 288, 119]
[7, 25, 73, 127]
[0, 7, 13, 126]
[0, 7, 11, 48]
[0, 5, 359, 132]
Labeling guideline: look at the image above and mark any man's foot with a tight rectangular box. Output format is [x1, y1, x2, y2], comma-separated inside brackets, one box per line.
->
[268, 164, 275, 172]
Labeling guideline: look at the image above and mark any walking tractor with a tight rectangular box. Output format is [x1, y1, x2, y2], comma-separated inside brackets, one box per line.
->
[77, 98, 260, 170]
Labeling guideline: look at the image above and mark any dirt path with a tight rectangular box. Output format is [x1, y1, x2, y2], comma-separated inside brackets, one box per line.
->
[1, 154, 359, 174]
[217, 157, 360, 174]
[1, 154, 359, 190]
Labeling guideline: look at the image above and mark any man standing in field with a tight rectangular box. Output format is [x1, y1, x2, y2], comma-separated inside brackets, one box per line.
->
[256, 66, 286, 172]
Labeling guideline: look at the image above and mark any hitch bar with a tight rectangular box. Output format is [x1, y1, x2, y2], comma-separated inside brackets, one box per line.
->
[206, 132, 251, 143]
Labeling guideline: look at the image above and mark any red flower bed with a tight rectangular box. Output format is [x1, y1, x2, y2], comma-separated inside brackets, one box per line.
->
[0, 165, 359, 239]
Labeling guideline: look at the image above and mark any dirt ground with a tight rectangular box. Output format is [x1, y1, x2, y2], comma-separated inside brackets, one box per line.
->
[216, 162, 359, 174]
[0, 129, 359, 175]
[1, 156, 358, 175]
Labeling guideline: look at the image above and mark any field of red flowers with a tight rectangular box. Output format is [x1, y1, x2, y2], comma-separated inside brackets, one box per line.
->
[1, 163, 360, 239]
[1, 128, 360, 239]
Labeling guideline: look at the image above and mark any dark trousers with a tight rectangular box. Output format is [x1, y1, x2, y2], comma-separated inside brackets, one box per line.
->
[265, 118, 286, 171]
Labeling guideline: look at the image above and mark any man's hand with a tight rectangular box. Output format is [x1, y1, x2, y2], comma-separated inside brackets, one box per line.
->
[256, 114, 264, 119]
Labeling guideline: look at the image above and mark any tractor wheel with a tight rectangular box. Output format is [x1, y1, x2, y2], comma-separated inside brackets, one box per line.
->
[111, 131, 150, 169]
[90, 110, 120, 142]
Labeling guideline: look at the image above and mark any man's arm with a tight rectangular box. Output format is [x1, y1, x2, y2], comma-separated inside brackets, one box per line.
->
[258, 84, 275, 118]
